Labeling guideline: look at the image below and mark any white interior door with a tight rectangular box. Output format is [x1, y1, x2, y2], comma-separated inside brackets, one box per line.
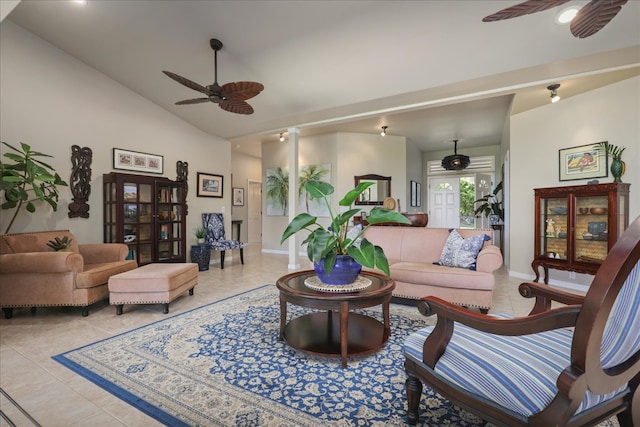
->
[475, 173, 492, 229]
[248, 180, 262, 243]
[429, 177, 459, 228]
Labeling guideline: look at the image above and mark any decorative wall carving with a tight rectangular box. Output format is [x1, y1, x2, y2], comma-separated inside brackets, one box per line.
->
[176, 160, 189, 215]
[68, 145, 92, 218]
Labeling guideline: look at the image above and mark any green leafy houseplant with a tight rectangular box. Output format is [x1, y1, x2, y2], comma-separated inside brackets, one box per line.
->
[1, 141, 68, 234]
[474, 181, 504, 222]
[46, 236, 73, 251]
[280, 180, 411, 276]
[594, 141, 626, 159]
[194, 227, 206, 239]
[594, 142, 626, 183]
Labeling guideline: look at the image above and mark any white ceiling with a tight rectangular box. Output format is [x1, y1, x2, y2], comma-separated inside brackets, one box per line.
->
[5, 0, 640, 157]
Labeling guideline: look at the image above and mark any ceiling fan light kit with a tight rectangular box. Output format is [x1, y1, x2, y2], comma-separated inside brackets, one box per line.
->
[482, 0, 628, 39]
[441, 139, 470, 171]
[163, 38, 264, 115]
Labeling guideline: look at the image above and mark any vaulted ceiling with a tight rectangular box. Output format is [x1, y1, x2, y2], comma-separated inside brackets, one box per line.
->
[4, 1, 639, 157]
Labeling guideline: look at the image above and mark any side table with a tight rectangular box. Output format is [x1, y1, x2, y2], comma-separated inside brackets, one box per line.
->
[190, 244, 210, 271]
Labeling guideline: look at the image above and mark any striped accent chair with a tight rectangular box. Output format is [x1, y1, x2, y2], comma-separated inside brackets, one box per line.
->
[404, 215, 640, 426]
[202, 213, 244, 269]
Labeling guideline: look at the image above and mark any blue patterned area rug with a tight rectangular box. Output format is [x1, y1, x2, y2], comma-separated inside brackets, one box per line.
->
[53, 285, 618, 427]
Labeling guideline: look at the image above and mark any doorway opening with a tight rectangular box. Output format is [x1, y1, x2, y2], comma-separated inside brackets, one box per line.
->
[428, 173, 494, 229]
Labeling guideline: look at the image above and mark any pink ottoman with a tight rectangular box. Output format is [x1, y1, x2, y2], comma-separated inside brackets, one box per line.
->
[108, 263, 198, 315]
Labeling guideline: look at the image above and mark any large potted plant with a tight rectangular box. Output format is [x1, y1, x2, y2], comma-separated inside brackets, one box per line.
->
[281, 180, 411, 284]
[1, 141, 68, 234]
[474, 181, 503, 225]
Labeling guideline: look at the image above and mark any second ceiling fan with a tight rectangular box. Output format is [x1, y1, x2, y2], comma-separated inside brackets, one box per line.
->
[163, 38, 264, 115]
[483, 0, 628, 39]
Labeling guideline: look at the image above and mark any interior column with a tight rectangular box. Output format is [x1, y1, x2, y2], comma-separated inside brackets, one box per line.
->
[287, 127, 300, 269]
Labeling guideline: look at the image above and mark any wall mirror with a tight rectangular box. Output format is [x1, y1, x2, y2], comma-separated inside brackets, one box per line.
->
[354, 174, 391, 205]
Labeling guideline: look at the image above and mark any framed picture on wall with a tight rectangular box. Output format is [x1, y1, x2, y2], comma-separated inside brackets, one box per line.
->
[197, 172, 223, 198]
[113, 148, 163, 174]
[559, 143, 608, 181]
[232, 187, 244, 206]
[411, 180, 422, 207]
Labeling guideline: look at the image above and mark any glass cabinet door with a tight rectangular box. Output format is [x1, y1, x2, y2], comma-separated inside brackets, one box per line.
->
[539, 196, 568, 260]
[575, 194, 608, 265]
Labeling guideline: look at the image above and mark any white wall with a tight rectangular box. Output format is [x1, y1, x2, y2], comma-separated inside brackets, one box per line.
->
[231, 151, 262, 241]
[406, 140, 423, 211]
[261, 131, 407, 253]
[510, 76, 640, 287]
[0, 21, 232, 245]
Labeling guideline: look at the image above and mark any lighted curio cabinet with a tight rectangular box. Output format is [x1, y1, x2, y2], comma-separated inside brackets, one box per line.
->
[103, 172, 187, 266]
[532, 182, 630, 283]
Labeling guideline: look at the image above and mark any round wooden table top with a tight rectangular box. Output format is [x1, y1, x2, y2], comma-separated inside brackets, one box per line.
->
[276, 270, 395, 303]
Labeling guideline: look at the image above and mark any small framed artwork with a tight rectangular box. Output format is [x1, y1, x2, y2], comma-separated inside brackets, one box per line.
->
[197, 172, 223, 198]
[232, 187, 244, 206]
[113, 148, 163, 174]
[410, 180, 421, 207]
[559, 143, 608, 181]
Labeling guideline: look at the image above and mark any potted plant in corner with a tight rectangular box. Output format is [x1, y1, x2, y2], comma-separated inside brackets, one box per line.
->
[1, 141, 68, 234]
[474, 181, 504, 225]
[281, 180, 411, 284]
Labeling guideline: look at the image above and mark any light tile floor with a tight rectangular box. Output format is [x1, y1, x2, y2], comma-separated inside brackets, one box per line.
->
[0, 244, 531, 426]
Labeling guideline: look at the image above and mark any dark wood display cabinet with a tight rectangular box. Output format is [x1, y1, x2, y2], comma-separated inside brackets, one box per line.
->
[532, 182, 629, 283]
[103, 172, 187, 266]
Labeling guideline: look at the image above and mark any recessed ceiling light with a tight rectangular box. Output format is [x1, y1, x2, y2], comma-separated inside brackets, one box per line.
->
[72, 0, 88, 5]
[556, 7, 579, 24]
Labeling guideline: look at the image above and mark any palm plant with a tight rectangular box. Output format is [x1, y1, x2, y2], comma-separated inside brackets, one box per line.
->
[474, 181, 504, 221]
[266, 167, 289, 216]
[1, 141, 68, 234]
[298, 164, 329, 212]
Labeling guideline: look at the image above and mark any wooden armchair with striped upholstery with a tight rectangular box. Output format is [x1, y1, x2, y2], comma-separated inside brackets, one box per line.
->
[404, 215, 640, 426]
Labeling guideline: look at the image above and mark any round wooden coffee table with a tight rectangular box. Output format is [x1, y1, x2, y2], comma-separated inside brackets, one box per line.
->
[276, 270, 395, 368]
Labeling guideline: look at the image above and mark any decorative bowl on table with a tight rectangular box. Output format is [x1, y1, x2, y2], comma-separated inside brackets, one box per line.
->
[590, 207, 607, 215]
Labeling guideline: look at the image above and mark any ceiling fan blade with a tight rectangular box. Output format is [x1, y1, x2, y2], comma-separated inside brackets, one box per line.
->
[175, 98, 210, 105]
[570, 0, 627, 38]
[163, 70, 211, 95]
[219, 100, 254, 115]
[220, 81, 265, 101]
[482, 0, 570, 22]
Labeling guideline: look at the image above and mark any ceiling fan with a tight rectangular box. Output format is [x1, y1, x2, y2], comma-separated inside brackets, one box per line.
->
[482, 0, 628, 39]
[163, 38, 264, 115]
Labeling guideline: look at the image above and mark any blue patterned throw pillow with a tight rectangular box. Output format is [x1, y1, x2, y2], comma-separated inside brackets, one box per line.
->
[435, 229, 491, 270]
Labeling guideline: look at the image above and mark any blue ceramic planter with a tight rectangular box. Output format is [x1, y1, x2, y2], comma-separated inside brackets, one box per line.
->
[190, 245, 210, 271]
[313, 255, 362, 285]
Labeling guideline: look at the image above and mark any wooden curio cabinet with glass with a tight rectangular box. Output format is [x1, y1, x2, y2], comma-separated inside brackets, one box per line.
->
[103, 172, 187, 266]
[532, 182, 630, 283]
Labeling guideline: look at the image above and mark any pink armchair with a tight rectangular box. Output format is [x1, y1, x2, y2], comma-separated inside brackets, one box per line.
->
[0, 230, 137, 318]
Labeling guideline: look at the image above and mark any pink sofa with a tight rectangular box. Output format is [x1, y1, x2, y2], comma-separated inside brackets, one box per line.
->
[363, 227, 503, 312]
[0, 230, 137, 318]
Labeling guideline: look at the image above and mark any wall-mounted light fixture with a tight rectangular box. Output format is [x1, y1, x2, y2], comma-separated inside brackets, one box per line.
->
[380, 126, 388, 136]
[547, 83, 561, 103]
[279, 132, 285, 142]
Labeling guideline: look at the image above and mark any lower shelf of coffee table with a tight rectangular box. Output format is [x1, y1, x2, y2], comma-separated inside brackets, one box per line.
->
[283, 311, 388, 358]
